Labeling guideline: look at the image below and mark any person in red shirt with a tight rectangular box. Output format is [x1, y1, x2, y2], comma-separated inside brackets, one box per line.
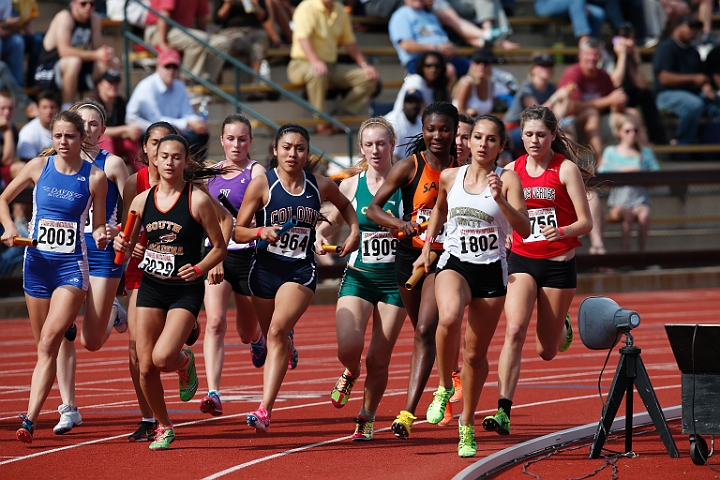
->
[144, 0, 230, 82]
[482, 105, 592, 437]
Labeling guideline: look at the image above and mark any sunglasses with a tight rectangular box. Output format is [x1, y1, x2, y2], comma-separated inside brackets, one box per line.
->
[164, 64, 180, 70]
[423, 63, 440, 69]
[78, 1, 96, 7]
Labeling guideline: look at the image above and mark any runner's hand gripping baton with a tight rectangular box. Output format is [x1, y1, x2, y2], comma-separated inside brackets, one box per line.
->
[396, 221, 429, 239]
[217, 192, 239, 217]
[114, 210, 138, 265]
[257, 218, 299, 249]
[405, 251, 438, 290]
[12, 236, 37, 247]
[321, 245, 342, 253]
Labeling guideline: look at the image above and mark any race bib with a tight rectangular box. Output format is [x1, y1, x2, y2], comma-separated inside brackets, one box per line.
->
[37, 219, 77, 253]
[361, 231, 397, 264]
[267, 227, 310, 259]
[526, 208, 557, 243]
[416, 208, 445, 244]
[140, 249, 175, 278]
[458, 226, 499, 262]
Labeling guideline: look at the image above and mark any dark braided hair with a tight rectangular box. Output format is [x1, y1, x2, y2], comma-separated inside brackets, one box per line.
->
[269, 123, 322, 172]
[406, 101, 459, 160]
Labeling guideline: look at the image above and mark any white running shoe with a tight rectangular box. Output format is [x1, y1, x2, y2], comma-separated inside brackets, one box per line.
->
[53, 404, 82, 435]
[113, 298, 128, 334]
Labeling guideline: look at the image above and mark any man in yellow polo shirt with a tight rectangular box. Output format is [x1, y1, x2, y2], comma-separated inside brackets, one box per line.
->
[287, 0, 379, 134]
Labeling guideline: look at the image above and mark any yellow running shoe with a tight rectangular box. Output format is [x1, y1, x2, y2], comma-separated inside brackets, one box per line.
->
[391, 410, 417, 439]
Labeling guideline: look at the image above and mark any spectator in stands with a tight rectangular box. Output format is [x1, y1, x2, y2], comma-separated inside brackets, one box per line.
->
[0, 60, 36, 118]
[144, 0, 230, 82]
[17, 90, 58, 162]
[89, 69, 143, 169]
[694, 0, 717, 46]
[452, 48, 502, 118]
[654, 15, 720, 146]
[126, 49, 210, 159]
[0, 90, 18, 187]
[384, 89, 423, 158]
[607, 24, 667, 145]
[597, 114, 659, 252]
[440, 0, 519, 49]
[212, 0, 271, 78]
[286, 0, 378, 135]
[534, 0, 604, 46]
[707, 43, 720, 93]
[503, 53, 573, 154]
[34, 0, 120, 111]
[392, 52, 451, 114]
[10, 0, 44, 87]
[389, 0, 470, 82]
[0, 0, 25, 87]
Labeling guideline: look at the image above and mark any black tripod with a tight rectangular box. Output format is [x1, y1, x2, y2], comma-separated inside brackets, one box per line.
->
[589, 332, 680, 458]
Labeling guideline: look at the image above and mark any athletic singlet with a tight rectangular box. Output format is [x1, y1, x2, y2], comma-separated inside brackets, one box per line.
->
[29, 156, 93, 261]
[37, 8, 92, 66]
[126, 167, 151, 275]
[84, 150, 119, 237]
[346, 170, 402, 271]
[511, 153, 582, 259]
[442, 165, 510, 269]
[254, 168, 321, 263]
[141, 183, 205, 282]
[205, 160, 256, 250]
[400, 151, 458, 250]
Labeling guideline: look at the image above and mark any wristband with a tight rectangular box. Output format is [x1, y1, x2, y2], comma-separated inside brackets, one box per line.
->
[256, 226, 264, 239]
[425, 236, 436, 244]
[360, 61, 368, 68]
[557, 227, 565, 239]
[192, 265, 202, 276]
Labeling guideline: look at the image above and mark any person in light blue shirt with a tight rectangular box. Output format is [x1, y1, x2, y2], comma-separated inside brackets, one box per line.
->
[126, 49, 209, 160]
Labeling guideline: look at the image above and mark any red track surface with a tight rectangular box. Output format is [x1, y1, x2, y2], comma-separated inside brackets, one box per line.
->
[1, 288, 719, 479]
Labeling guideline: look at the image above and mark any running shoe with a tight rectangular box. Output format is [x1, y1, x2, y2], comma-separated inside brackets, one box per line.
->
[64, 322, 77, 342]
[391, 410, 417, 440]
[458, 420, 477, 457]
[426, 385, 455, 424]
[53, 403, 82, 434]
[351, 415, 374, 441]
[449, 371, 463, 403]
[200, 391, 223, 416]
[128, 420, 158, 442]
[112, 298, 128, 334]
[287, 329, 298, 370]
[482, 407, 510, 436]
[149, 425, 175, 450]
[178, 348, 198, 402]
[331, 369, 358, 408]
[250, 334, 267, 368]
[246, 405, 270, 433]
[560, 313, 573, 353]
[438, 401, 453, 426]
[186, 320, 201, 346]
[16, 414, 33, 444]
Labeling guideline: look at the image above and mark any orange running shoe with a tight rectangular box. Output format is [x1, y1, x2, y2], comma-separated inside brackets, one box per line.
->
[449, 371, 463, 403]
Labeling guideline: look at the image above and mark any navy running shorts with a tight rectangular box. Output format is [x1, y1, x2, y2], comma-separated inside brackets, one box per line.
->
[248, 256, 317, 299]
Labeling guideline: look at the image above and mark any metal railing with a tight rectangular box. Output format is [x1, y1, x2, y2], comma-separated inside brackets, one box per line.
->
[121, 0, 353, 165]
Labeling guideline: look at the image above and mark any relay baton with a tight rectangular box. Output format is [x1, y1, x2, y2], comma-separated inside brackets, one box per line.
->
[12, 236, 37, 247]
[321, 245, 342, 253]
[396, 221, 429, 239]
[114, 210, 138, 265]
[257, 218, 299, 249]
[217, 192, 239, 217]
[405, 251, 438, 290]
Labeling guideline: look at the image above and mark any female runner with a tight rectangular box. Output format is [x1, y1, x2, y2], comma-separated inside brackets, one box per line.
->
[366, 101, 460, 439]
[50, 99, 130, 436]
[0, 111, 108, 443]
[200, 114, 266, 417]
[419, 115, 530, 456]
[120, 121, 178, 441]
[114, 134, 227, 450]
[234, 124, 360, 433]
[483, 105, 592, 436]
[315, 117, 406, 441]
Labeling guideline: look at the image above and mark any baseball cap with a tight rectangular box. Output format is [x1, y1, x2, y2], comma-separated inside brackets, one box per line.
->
[676, 14, 703, 29]
[158, 49, 181, 67]
[404, 89, 423, 101]
[532, 52, 554, 68]
[471, 48, 496, 65]
[99, 69, 121, 83]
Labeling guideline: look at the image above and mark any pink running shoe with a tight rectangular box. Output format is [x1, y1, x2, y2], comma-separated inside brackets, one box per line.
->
[200, 391, 223, 416]
[246, 405, 270, 433]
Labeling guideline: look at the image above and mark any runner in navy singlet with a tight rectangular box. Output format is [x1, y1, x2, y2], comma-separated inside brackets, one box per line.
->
[233, 124, 360, 434]
[0, 111, 108, 444]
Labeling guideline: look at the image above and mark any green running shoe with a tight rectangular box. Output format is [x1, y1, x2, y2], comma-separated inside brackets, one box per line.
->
[458, 421, 476, 457]
[149, 425, 175, 450]
[178, 348, 198, 402]
[482, 407, 510, 435]
[331, 369, 359, 408]
[426, 385, 455, 424]
[560, 313, 573, 353]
